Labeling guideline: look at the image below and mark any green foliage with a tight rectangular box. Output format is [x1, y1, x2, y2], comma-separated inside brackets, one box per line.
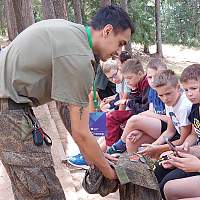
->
[128, 0, 155, 46]
[0, 0, 199, 47]
[32, 0, 43, 22]
[161, 0, 200, 47]
[0, 0, 6, 36]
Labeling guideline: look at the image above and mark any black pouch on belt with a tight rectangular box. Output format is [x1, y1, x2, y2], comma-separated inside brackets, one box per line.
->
[32, 124, 44, 146]
[26, 108, 52, 146]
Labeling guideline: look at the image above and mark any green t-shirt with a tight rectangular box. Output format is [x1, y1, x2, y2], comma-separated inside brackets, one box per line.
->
[0, 19, 95, 107]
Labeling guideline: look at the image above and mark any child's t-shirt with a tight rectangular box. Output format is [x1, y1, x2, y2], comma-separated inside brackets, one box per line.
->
[148, 88, 165, 114]
[188, 103, 200, 138]
[116, 79, 131, 94]
[165, 93, 192, 134]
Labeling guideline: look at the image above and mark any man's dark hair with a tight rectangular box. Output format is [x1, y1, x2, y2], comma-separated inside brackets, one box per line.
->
[90, 5, 135, 34]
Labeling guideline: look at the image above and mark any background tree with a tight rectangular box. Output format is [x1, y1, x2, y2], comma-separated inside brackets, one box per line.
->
[52, 0, 68, 19]
[155, 0, 163, 57]
[120, 0, 133, 56]
[4, 0, 17, 40]
[72, 0, 82, 24]
[12, 0, 34, 33]
[128, 0, 155, 54]
[100, 0, 111, 7]
[41, 0, 55, 19]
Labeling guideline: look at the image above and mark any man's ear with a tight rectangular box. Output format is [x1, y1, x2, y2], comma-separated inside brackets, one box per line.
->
[102, 24, 113, 38]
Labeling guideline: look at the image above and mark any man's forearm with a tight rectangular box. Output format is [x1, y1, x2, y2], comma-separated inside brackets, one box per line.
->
[57, 101, 114, 178]
[74, 130, 111, 172]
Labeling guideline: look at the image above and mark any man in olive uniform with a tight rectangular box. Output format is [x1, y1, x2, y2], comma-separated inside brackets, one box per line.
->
[0, 5, 134, 200]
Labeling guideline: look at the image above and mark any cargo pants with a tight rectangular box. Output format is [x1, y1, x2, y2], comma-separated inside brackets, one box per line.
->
[0, 99, 66, 200]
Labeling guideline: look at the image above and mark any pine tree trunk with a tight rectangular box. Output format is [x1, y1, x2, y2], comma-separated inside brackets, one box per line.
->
[41, 0, 56, 19]
[155, 0, 163, 57]
[12, 0, 34, 33]
[52, 0, 68, 20]
[72, 0, 82, 24]
[120, 0, 132, 57]
[100, 0, 111, 7]
[144, 44, 150, 54]
[4, 0, 18, 40]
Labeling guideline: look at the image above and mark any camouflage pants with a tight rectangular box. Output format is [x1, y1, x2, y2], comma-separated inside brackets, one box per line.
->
[0, 101, 66, 200]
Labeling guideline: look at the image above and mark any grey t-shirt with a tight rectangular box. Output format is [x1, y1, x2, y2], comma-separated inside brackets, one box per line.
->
[0, 19, 95, 107]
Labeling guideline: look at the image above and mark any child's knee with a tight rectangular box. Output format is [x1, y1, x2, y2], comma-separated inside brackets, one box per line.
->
[163, 180, 176, 200]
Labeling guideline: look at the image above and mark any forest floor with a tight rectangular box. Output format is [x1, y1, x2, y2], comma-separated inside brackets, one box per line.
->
[0, 44, 199, 200]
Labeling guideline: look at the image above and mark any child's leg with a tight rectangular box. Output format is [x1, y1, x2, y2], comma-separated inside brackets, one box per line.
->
[164, 176, 200, 200]
[121, 115, 163, 141]
[178, 198, 200, 200]
[158, 168, 200, 199]
[105, 110, 133, 147]
[126, 130, 155, 152]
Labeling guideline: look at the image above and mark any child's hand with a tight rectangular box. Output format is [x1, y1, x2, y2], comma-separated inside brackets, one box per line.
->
[175, 142, 190, 153]
[127, 130, 143, 143]
[102, 97, 112, 104]
[138, 144, 162, 159]
[114, 99, 126, 106]
[100, 102, 110, 112]
[159, 151, 175, 169]
[168, 151, 200, 172]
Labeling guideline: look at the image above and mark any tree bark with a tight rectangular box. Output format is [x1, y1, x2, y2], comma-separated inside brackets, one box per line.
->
[100, 0, 111, 7]
[120, 0, 132, 57]
[52, 0, 68, 20]
[4, 0, 18, 40]
[155, 0, 163, 57]
[144, 44, 150, 54]
[72, 0, 82, 24]
[41, 0, 56, 19]
[12, 0, 34, 33]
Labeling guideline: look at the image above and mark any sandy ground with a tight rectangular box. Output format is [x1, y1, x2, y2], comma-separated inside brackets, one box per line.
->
[0, 45, 199, 199]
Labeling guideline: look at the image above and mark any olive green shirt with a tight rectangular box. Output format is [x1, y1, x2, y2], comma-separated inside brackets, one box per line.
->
[0, 19, 95, 107]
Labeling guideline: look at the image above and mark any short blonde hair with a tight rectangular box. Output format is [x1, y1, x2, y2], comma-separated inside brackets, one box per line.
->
[101, 59, 118, 74]
[153, 69, 178, 88]
[180, 64, 200, 83]
[121, 58, 144, 74]
[147, 58, 167, 71]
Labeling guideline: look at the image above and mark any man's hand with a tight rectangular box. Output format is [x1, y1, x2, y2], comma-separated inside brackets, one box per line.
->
[104, 153, 119, 162]
[138, 144, 163, 159]
[104, 167, 118, 180]
[127, 130, 143, 143]
[168, 151, 200, 173]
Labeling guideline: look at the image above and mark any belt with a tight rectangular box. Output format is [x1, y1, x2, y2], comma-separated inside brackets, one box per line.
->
[0, 98, 30, 111]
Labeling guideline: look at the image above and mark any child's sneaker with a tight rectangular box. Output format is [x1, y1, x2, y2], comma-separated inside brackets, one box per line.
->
[67, 153, 89, 170]
[107, 139, 126, 154]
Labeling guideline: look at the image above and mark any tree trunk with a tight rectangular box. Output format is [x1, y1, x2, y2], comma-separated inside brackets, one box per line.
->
[155, 0, 163, 57]
[4, 0, 18, 40]
[100, 0, 111, 7]
[52, 0, 68, 19]
[41, 0, 56, 19]
[72, 0, 82, 24]
[144, 44, 150, 54]
[12, 0, 34, 33]
[120, 0, 132, 57]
